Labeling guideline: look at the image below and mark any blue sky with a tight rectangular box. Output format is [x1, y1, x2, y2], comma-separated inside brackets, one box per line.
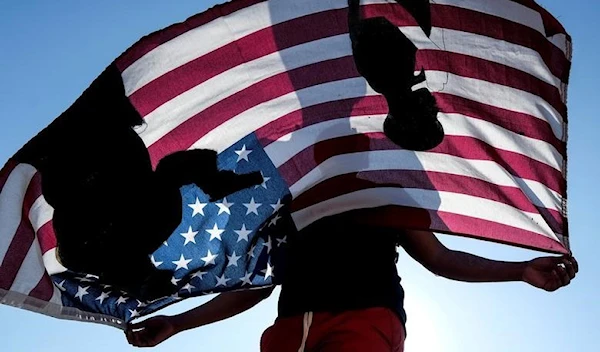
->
[0, 1, 598, 351]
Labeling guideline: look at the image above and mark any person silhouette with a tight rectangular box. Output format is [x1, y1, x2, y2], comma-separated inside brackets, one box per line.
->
[124, 1, 577, 350]
[124, 116, 577, 352]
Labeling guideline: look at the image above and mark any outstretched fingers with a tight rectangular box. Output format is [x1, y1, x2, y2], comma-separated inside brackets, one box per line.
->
[562, 257, 576, 279]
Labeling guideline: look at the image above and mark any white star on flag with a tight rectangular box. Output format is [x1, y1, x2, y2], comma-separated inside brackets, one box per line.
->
[216, 197, 234, 215]
[171, 277, 181, 286]
[181, 226, 199, 245]
[201, 250, 218, 266]
[95, 292, 110, 304]
[77, 276, 94, 283]
[116, 296, 128, 306]
[56, 280, 66, 291]
[276, 236, 288, 247]
[270, 199, 283, 213]
[247, 244, 257, 258]
[188, 198, 207, 216]
[235, 144, 252, 162]
[215, 274, 231, 287]
[192, 270, 207, 280]
[173, 254, 193, 270]
[151, 255, 163, 268]
[240, 272, 253, 286]
[256, 172, 270, 189]
[227, 251, 241, 267]
[269, 214, 282, 227]
[260, 220, 269, 231]
[129, 309, 140, 319]
[263, 237, 273, 254]
[181, 283, 195, 293]
[75, 286, 90, 301]
[261, 263, 275, 280]
[206, 224, 224, 241]
[235, 224, 252, 242]
[136, 300, 147, 308]
[243, 197, 262, 215]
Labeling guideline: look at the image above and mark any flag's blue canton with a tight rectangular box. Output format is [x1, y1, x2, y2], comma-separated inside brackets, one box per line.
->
[53, 133, 294, 322]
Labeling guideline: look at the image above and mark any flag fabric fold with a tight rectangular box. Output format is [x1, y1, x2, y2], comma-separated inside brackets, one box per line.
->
[0, 0, 571, 329]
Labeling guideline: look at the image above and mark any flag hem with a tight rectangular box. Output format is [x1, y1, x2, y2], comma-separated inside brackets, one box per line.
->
[560, 30, 572, 253]
[0, 288, 126, 330]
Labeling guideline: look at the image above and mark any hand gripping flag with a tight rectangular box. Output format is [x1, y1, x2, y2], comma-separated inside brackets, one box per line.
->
[0, 0, 571, 328]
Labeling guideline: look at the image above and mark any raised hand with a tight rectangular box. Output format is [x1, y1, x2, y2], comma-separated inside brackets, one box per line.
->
[125, 315, 178, 348]
[522, 256, 578, 292]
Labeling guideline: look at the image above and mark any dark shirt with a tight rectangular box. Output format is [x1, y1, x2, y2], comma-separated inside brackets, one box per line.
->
[277, 214, 407, 325]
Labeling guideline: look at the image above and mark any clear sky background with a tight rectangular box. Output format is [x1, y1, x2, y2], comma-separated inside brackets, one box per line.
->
[0, 0, 598, 351]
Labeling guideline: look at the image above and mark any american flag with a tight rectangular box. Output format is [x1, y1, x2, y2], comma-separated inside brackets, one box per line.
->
[0, 0, 571, 328]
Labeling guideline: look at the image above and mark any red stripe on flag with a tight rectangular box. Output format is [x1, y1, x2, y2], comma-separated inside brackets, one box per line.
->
[256, 92, 564, 159]
[28, 274, 55, 302]
[365, 3, 570, 83]
[147, 59, 564, 168]
[418, 50, 567, 121]
[256, 95, 388, 146]
[431, 4, 570, 83]
[147, 56, 359, 166]
[0, 221, 35, 290]
[118, 1, 568, 77]
[278, 133, 564, 194]
[354, 206, 567, 254]
[116, 0, 266, 71]
[129, 8, 349, 117]
[0, 173, 42, 290]
[434, 93, 565, 156]
[435, 135, 564, 194]
[290, 170, 564, 235]
[37, 221, 57, 255]
[128, 3, 568, 120]
[509, 0, 568, 37]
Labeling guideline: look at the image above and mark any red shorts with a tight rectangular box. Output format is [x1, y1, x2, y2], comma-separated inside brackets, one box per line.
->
[260, 307, 405, 352]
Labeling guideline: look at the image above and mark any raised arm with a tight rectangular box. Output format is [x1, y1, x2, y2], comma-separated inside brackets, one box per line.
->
[398, 229, 577, 291]
[126, 286, 274, 348]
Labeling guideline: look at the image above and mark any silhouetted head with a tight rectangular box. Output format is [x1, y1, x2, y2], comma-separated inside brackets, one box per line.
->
[384, 87, 444, 151]
[351, 16, 419, 95]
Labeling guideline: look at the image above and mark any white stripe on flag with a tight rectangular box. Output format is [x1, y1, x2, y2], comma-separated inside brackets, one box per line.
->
[48, 284, 63, 305]
[28, 196, 54, 234]
[135, 27, 563, 147]
[291, 187, 558, 240]
[440, 113, 563, 171]
[189, 78, 376, 152]
[0, 164, 37, 264]
[266, 113, 563, 172]
[123, 0, 569, 96]
[140, 34, 351, 147]
[403, 27, 564, 89]
[43, 249, 68, 276]
[288, 149, 562, 213]
[9, 240, 45, 296]
[266, 115, 386, 167]
[433, 0, 569, 55]
[425, 71, 565, 140]
[123, 0, 354, 95]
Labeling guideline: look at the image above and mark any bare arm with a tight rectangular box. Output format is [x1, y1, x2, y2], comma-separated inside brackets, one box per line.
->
[126, 287, 274, 348]
[399, 230, 577, 290]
